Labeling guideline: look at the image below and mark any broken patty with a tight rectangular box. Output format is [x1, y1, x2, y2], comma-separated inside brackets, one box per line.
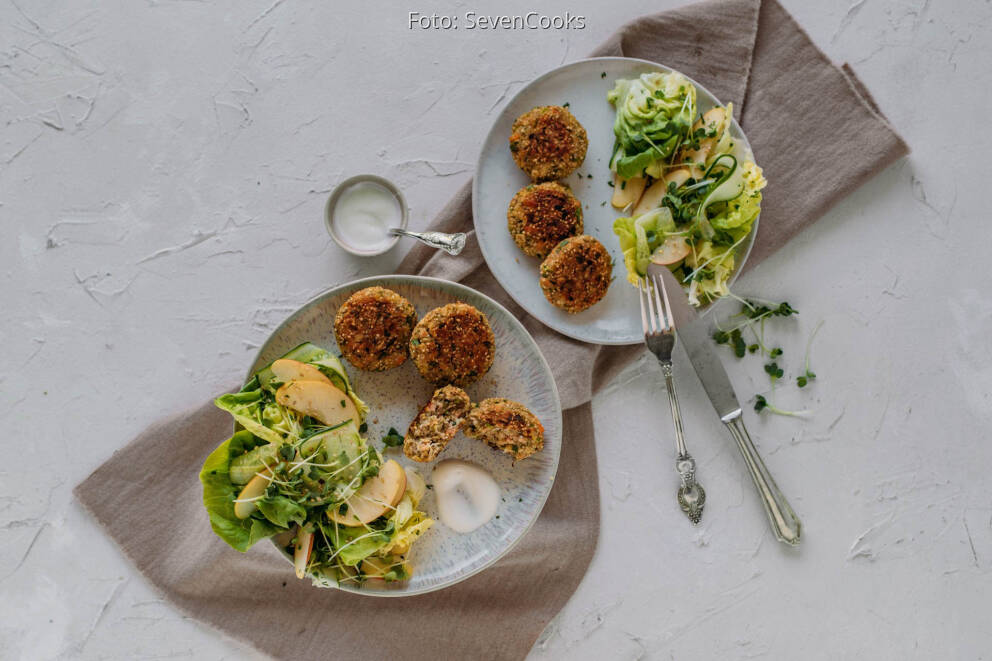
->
[403, 386, 472, 462]
[463, 398, 544, 461]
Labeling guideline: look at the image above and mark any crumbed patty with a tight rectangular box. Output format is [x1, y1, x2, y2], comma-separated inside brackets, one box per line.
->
[409, 303, 495, 386]
[334, 286, 417, 371]
[539, 235, 613, 314]
[403, 386, 471, 462]
[507, 182, 583, 259]
[463, 398, 544, 461]
[509, 106, 588, 181]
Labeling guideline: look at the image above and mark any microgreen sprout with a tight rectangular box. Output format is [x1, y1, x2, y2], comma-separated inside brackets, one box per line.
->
[764, 361, 784, 382]
[798, 320, 823, 387]
[753, 393, 810, 417]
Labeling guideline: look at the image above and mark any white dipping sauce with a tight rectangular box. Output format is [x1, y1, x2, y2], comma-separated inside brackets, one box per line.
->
[431, 460, 500, 534]
[331, 181, 400, 252]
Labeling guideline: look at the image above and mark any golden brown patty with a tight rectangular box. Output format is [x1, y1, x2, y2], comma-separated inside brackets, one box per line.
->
[334, 286, 417, 371]
[509, 106, 588, 181]
[539, 235, 613, 314]
[507, 182, 583, 259]
[403, 386, 471, 462]
[463, 398, 544, 461]
[409, 303, 495, 386]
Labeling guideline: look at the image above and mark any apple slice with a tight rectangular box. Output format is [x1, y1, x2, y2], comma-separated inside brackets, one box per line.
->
[651, 236, 691, 265]
[294, 525, 314, 579]
[271, 359, 332, 387]
[611, 173, 646, 210]
[327, 460, 407, 527]
[632, 168, 691, 217]
[234, 470, 271, 519]
[276, 380, 360, 427]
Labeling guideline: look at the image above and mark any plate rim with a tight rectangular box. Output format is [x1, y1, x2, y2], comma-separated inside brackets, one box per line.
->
[243, 273, 564, 597]
[472, 55, 759, 346]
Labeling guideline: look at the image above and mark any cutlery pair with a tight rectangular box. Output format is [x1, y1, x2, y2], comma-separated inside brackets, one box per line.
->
[637, 264, 802, 545]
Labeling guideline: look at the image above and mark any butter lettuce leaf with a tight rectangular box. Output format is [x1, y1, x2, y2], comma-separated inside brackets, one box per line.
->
[214, 388, 299, 444]
[199, 431, 283, 552]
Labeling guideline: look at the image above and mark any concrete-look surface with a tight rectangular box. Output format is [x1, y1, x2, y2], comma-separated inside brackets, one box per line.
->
[1, 1, 989, 659]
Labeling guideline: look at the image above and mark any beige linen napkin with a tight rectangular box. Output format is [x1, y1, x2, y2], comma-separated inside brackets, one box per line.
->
[75, 1, 907, 658]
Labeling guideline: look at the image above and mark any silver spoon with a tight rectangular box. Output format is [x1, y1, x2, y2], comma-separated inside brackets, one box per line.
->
[389, 228, 466, 256]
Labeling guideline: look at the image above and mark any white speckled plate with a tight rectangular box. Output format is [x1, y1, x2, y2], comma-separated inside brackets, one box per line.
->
[244, 275, 562, 596]
[473, 57, 758, 345]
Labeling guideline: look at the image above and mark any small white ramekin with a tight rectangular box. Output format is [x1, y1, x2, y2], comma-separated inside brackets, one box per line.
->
[324, 174, 408, 257]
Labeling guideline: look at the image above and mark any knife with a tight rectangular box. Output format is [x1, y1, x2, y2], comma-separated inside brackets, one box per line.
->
[652, 264, 802, 546]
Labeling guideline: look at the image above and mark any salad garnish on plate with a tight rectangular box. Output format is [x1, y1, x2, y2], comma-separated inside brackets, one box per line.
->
[607, 71, 766, 305]
[200, 342, 433, 587]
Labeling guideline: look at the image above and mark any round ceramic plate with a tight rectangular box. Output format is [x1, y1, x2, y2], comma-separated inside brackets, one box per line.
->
[473, 57, 758, 345]
[244, 275, 562, 596]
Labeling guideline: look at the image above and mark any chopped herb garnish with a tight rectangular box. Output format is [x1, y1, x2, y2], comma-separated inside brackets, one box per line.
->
[381, 427, 404, 447]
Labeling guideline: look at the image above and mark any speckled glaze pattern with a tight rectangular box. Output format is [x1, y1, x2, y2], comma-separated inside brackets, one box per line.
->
[245, 275, 563, 596]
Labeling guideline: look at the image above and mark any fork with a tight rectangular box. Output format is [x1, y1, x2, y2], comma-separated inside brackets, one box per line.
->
[638, 273, 706, 524]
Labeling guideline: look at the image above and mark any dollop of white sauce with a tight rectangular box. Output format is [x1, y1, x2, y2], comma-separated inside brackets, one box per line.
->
[331, 181, 400, 251]
[431, 460, 500, 534]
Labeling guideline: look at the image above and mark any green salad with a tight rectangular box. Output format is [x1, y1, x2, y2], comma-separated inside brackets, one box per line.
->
[200, 342, 433, 587]
[607, 71, 766, 305]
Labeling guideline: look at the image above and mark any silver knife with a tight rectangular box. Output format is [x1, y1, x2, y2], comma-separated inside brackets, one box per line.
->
[652, 264, 802, 546]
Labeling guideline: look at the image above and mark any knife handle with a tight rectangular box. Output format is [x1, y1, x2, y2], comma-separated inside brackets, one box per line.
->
[723, 414, 802, 546]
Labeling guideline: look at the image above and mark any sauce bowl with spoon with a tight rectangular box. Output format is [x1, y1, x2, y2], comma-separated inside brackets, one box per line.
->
[325, 174, 466, 257]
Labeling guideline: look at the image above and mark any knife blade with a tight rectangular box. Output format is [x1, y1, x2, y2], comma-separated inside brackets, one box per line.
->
[653, 265, 742, 421]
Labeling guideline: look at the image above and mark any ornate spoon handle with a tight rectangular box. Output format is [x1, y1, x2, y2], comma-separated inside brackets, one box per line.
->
[390, 228, 466, 256]
[723, 412, 801, 545]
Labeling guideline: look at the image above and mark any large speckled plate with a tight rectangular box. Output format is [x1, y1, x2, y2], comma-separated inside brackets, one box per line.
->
[245, 275, 562, 596]
[473, 57, 758, 345]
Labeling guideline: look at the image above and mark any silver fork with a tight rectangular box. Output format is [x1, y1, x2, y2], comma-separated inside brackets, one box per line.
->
[638, 273, 706, 524]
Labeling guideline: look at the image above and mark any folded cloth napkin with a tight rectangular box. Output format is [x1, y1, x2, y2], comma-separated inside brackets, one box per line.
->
[75, 0, 907, 658]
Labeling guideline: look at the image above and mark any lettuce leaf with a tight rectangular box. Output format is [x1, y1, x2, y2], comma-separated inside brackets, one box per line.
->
[607, 72, 696, 180]
[199, 431, 283, 552]
[322, 521, 394, 567]
[257, 495, 306, 528]
[708, 161, 766, 231]
[214, 388, 299, 444]
[613, 208, 676, 284]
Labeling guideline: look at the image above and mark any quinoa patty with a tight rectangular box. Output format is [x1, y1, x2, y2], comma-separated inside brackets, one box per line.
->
[539, 235, 612, 314]
[463, 398, 544, 461]
[509, 106, 588, 181]
[409, 303, 495, 386]
[507, 182, 583, 259]
[334, 286, 417, 371]
[403, 386, 471, 462]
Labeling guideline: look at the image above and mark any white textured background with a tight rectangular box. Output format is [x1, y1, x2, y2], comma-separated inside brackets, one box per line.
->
[1, 0, 990, 659]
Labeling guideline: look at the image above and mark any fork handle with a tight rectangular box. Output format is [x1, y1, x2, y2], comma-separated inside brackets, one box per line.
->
[723, 413, 802, 546]
[660, 363, 689, 462]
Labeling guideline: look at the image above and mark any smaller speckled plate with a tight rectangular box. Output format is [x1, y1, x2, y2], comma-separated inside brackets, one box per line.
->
[245, 275, 562, 596]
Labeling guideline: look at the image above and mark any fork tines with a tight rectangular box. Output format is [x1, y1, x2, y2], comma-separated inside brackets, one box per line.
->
[638, 273, 676, 336]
